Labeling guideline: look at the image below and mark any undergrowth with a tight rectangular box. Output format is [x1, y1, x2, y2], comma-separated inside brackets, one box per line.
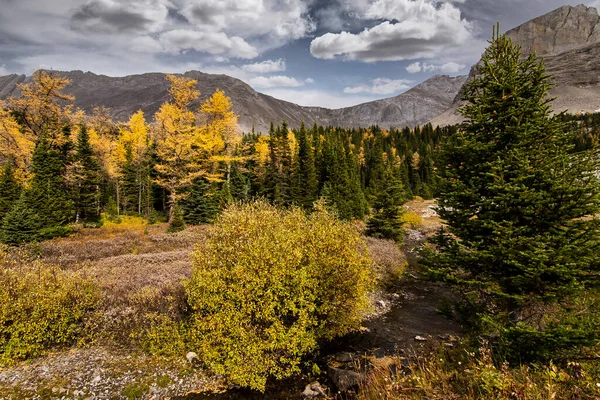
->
[0, 247, 99, 364]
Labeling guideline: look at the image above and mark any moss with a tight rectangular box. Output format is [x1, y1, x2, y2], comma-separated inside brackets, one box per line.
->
[121, 382, 149, 399]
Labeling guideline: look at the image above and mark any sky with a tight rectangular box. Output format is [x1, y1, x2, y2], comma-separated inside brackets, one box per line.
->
[0, 0, 598, 109]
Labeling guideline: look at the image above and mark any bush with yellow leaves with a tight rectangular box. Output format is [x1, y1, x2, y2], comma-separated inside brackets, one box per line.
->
[185, 201, 373, 391]
[0, 249, 99, 364]
[401, 211, 423, 229]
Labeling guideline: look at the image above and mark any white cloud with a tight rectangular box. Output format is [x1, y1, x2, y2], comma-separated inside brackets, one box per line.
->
[344, 78, 413, 95]
[310, 0, 473, 62]
[242, 59, 286, 73]
[179, 0, 315, 48]
[406, 61, 467, 74]
[159, 30, 258, 59]
[248, 75, 307, 89]
[260, 88, 380, 109]
[305, 78, 315, 84]
[406, 62, 422, 74]
[0, 65, 9, 75]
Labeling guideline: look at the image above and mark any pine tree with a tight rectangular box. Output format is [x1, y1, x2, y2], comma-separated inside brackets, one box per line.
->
[0, 162, 21, 221]
[1, 192, 42, 244]
[366, 172, 406, 243]
[421, 29, 600, 361]
[1, 138, 73, 243]
[73, 126, 101, 224]
[120, 143, 138, 214]
[296, 122, 318, 208]
[182, 177, 218, 224]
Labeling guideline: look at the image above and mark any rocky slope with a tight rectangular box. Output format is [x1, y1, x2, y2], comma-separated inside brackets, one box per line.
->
[0, 70, 465, 133]
[431, 4, 600, 127]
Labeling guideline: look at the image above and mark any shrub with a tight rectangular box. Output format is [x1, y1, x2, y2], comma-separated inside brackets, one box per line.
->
[185, 200, 373, 391]
[401, 211, 423, 229]
[0, 251, 99, 364]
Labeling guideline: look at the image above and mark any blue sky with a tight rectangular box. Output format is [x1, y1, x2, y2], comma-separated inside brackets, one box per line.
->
[0, 0, 598, 108]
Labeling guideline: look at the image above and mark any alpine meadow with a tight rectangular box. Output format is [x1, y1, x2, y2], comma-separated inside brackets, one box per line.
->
[1, 1, 600, 399]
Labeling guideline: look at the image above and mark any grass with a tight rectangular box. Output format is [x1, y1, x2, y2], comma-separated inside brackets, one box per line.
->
[358, 343, 600, 399]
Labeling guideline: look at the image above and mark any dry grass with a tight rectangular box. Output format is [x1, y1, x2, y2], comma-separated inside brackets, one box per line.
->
[5, 222, 211, 346]
[364, 237, 406, 285]
[358, 344, 600, 400]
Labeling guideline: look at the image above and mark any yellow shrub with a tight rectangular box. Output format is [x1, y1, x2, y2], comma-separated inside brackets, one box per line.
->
[0, 251, 99, 364]
[185, 201, 373, 391]
[401, 211, 423, 228]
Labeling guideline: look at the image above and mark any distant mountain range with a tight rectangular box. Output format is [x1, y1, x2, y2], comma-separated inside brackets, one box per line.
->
[0, 70, 465, 133]
[1, 4, 598, 132]
[432, 4, 600, 126]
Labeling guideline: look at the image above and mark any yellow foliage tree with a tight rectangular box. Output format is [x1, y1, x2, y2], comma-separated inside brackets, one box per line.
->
[116, 110, 151, 214]
[154, 75, 207, 220]
[200, 89, 239, 183]
[8, 70, 75, 149]
[0, 102, 34, 177]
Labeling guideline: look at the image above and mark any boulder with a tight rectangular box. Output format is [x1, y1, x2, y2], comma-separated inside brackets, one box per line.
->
[327, 366, 363, 392]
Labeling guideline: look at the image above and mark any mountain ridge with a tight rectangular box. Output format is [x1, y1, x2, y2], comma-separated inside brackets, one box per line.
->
[0, 70, 466, 133]
[431, 4, 600, 127]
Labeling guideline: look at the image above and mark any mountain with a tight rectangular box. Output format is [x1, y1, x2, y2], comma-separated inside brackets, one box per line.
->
[0, 70, 465, 133]
[431, 4, 600, 127]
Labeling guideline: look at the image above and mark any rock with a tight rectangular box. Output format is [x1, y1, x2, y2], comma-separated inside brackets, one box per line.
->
[327, 366, 363, 392]
[186, 352, 198, 363]
[302, 381, 326, 398]
[432, 5, 600, 127]
[414, 335, 428, 342]
[334, 352, 354, 363]
[91, 375, 101, 385]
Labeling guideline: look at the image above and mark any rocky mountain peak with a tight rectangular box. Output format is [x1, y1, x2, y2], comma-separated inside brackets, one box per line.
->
[506, 4, 600, 56]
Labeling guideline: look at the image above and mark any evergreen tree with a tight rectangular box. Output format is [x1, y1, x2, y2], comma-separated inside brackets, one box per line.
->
[168, 203, 186, 232]
[421, 30, 600, 361]
[182, 177, 218, 224]
[29, 138, 74, 229]
[73, 126, 101, 224]
[296, 122, 318, 208]
[1, 139, 73, 243]
[120, 143, 138, 214]
[366, 172, 406, 243]
[0, 162, 21, 221]
[1, 193, 42, 244]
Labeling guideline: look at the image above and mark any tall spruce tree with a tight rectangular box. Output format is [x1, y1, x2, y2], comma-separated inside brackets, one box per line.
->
[0, 162, 21, 221]
[421, 29, 600, 361]
[296, 122, 318, 208]
[366, 171, 406, 243]
[73, 126, 101, 224]
[2, 138, 74, 243]
[182, 177, 218, 224]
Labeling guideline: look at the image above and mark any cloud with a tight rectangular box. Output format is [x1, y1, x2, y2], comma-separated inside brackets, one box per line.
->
[406, 61, 467, 74]
[63, 0, 316, 60]
[305, 78, 315, 84]
[242, 59, 286, 73]
[344, 78, 413, 95]
[159, 30, 258, 59]
[248, 75, 308, 89]
[70, 0, 169, 33]
[310, 0, 473, 62]
[0, 65, 9, 75]
[179, 0, 316, 45]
